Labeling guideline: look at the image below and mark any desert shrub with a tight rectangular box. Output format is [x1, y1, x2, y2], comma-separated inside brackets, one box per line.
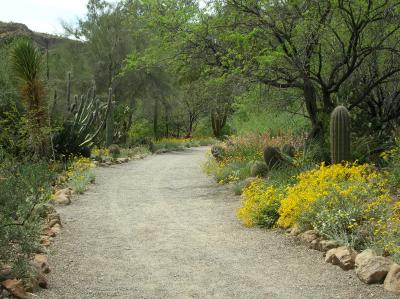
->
[250, 161, 269, 177]
[109, 144, 121, 158]
[296, 179, 390, 248]
[237, 179, 282, 228]
[0, 153, 54, 275]
[381, 146, 400, 189]
[277, 163, 387, 228]
[66, 157, 95, 194]
[120, 146, 150, 159]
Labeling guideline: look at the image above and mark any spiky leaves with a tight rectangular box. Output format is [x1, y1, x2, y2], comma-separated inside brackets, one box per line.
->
[11, 40, 50, 159]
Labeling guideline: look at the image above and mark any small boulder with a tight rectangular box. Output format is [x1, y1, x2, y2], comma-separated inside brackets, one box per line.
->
[53, 188, 72, 205]
[319, 240, 339, 252]
[117, 157, 129, 163]
[384, 263, 400, 294]
[309, 238, 323, 250]
[36, 273, 48, 289]
[32, 254, 50, 274]
[289, 225, 302, 236]
[42, 227, 56, 237]
[40, 235, 51, 247]
[355, 249, 393, 284]
[51, 223, 62, 235]
[48, 216, 61, 228]
[299, 230, 319, 243]
[1, 279, 27, 299]
[325, 246, 358, 270]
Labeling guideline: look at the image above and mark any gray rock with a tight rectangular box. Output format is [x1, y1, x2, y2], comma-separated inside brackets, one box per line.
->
[384, 263, 400, 294]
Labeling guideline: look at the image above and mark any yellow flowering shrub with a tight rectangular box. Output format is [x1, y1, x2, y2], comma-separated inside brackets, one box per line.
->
[277, 163, 384, 228]
[237, 179, 282, 228]
[372, 201, 400, 262]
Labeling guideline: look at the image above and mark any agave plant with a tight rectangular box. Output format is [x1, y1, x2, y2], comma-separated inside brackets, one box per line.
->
[11, 39, 51, 159]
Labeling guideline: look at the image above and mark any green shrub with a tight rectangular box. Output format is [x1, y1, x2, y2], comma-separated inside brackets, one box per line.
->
[109, 144, 121, 158]
[0, 153, 54, 276]
[250, 161, 269, 177]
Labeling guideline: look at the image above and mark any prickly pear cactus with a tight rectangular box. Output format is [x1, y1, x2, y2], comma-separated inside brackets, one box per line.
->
[330, 105, 351, 164]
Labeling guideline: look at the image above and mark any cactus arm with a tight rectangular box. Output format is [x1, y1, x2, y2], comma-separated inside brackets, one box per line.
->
[80, 87, 113, 148]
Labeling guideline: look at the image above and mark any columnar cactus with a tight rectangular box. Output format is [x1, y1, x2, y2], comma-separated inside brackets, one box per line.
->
[105, 96, 114, 146]
[52, 74, 113, 157]
[330, 105, 351, 164]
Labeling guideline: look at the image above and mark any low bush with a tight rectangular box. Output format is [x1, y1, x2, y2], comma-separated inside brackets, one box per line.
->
[152, 137, 216, 153]
[237, 179, 282, 228]
[0, 153, 54, 276]
[66, 157, 96, 194]
[277, 163, 385, 228]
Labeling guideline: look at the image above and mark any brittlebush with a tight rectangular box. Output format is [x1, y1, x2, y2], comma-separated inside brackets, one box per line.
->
[277, 163, 385, 228]
[237, 179, 282, 228]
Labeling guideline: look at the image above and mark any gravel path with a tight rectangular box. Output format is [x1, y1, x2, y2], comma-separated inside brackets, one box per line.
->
[38, 147, 395, 299]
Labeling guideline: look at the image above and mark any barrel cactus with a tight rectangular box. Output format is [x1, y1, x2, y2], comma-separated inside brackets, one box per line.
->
[263, 146, 284, 169]
[330, 105, 351, 164]
[250, 161, 269, 177]
[282, 144, 296, 158]
[109, 144, 121, 159]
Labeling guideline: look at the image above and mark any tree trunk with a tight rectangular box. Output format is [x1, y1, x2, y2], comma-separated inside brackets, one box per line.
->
[153, 98, 159, 139]
[303, 78, 322, 140]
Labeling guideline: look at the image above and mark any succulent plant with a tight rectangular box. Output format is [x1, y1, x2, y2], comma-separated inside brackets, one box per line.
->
[282, 144, 296, 158]
[52, 73, 112, 159]
[264, 146, 285, 169]
[211, 145, 225, 161]
[250, 161, 269, 177]
[108, 144, 120, 158]
[330, 105, 351, 164]
[105, 97, 115, 146]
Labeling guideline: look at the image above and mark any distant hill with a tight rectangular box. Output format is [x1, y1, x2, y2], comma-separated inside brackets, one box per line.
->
[0, 21, 72, 48]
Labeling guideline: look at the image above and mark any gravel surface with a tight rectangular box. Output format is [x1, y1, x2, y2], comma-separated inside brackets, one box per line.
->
[37, 147, 395, 299]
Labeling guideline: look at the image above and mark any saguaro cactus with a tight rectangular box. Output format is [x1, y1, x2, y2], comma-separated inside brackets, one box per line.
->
[330, 105, 351, 164]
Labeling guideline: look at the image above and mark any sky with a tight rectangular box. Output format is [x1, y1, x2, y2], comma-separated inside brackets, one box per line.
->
[0, 0, 118, 35]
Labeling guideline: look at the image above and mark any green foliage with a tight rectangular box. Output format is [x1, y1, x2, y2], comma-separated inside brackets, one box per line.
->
[52, 76, 113, 158]
[250, 161, 269, 177]
[263, 146, 285, 169]
[0, 153, 54, 275]
[330, 106, 352, 164]
[211, 144, 225, 161]
[69, 169, 96, 194]
[282, 144, 296, 158]
[11, 39, 50, 159]
[108, 144, 121, 158]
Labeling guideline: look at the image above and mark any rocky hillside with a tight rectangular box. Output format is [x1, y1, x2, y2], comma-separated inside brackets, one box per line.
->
[0, 21, 69, 48]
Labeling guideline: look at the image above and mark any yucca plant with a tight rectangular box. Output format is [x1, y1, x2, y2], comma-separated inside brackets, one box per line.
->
[11, 39, 50, 159]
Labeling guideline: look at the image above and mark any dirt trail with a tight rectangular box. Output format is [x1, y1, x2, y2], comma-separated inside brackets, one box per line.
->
[39, 147, 394, 299]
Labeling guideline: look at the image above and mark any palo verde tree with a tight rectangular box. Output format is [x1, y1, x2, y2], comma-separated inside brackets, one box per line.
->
[216, 0, 400, 140]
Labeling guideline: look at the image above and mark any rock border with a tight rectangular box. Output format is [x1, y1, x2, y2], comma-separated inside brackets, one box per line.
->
[287, 227, 400, 295]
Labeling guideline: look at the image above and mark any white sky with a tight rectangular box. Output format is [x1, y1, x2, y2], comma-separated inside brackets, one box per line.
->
[0, 0, 119, 35]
